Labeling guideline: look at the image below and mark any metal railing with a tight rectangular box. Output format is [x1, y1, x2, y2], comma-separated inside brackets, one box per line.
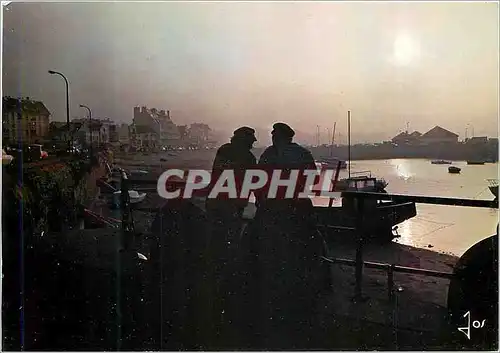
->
[327, 191, 498, 302]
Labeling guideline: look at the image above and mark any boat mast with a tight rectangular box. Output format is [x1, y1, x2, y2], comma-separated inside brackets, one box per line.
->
[330, 122, 337, 157]
[348, 110, 351, 178]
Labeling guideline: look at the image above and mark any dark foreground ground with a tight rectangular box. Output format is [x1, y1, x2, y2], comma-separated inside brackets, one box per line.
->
[2, 156, 497, 351]
[3, 196, 496, 351]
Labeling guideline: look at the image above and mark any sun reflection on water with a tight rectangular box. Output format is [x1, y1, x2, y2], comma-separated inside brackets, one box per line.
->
[391, 159, 414, 181]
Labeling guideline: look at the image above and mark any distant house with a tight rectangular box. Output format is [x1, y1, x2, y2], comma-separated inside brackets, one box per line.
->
[188, 123, 211, 146]
[71, 119, 107, 146]
[48, 121, 83, 145]
[391, 131, 422, 145]
[466, 136, 488, 145]
[420, 126, 459, 144]
[3, 96, 51, 144]
[133, 106, 179, 144]
[130, 124, 158, 150]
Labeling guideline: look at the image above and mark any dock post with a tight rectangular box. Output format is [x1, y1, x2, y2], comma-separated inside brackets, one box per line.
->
[387, 264, 395, 302]
[354, 196, 365, 301]
[120, 170, 134, 249]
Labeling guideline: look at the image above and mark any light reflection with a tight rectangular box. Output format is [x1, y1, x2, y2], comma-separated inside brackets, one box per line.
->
[394, 218, 418, 248]
[390, 159, 414, 181]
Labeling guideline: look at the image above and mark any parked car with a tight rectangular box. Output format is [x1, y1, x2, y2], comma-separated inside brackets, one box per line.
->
[28, 144, 48, 161]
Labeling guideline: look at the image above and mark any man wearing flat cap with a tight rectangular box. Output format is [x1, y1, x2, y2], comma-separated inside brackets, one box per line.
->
[205, 126, 257, 345]
[207, 125, 257, 232]
[249, 122, 330, 346]
[208, 126, 257, 211]
[257, 122, 317, 199]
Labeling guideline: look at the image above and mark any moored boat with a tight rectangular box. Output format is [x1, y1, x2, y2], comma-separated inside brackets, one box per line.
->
[431, 160, 452, 165]
[448, 166, 461, 174]
[467, 160, 485, 165]
[317, 157, 347, 170]
[333, 171, 388, 192]
[313, 174, 415, 243]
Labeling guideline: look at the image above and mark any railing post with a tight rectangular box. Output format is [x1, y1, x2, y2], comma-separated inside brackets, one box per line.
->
[354, 196, 365, 301]
[120, 169, 134, 250]
[387, 264, 395, 302]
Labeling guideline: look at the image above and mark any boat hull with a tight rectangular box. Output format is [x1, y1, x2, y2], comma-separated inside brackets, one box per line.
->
[313, 200, 417, 243]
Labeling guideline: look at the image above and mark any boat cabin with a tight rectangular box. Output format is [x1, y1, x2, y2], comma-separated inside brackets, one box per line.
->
[345, 176, 377, 191]
[341, 176, 380, 210]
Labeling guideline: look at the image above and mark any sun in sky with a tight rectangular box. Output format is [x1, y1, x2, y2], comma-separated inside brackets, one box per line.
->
[391, 33, 421, 66]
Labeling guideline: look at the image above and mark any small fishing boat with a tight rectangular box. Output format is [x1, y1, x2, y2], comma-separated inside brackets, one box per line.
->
[331, 171, 388, 192]
[316, 158, 347, 170]
[467, 161, 485, 165]
[431, 160, 452, 165]
[487, 179, 498, 199]
[448, 166, 461, 174]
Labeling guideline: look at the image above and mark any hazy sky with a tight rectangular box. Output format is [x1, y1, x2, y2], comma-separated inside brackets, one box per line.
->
[3, 2, 498, 142]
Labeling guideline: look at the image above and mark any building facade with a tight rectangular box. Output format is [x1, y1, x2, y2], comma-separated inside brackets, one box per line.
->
[2, 96, 51, 144]
[129, 124, 159, 150]
[118, 123, 131, 145]
[391, 126, 459, 145]
[391, 131, 422, 145]
[133, 106, 180, 145]
[71, 117, 115, 146]
[188, 123, 211, 145]
[420, 126, 459, 144]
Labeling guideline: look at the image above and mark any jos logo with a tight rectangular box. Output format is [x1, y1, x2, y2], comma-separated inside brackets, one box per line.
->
[457, 311, 486, 340]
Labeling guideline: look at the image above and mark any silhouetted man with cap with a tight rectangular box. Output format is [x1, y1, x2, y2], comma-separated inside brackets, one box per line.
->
[256, 122, 317, 205]
[206, 126, 257, 222]
[249, 122, 330, 348]
[205, 126, 257, 348]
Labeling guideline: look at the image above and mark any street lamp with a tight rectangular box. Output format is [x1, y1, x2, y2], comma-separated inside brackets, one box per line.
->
[48, 70, 71, 151]
[79, 104, 92, 157]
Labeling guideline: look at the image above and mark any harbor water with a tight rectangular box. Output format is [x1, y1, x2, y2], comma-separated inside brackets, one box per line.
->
[123, 152, 498, 257]
[314, 159, 498, 256]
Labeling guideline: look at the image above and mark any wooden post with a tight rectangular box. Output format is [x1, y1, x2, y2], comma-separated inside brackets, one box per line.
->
[354, 196, 364, 300]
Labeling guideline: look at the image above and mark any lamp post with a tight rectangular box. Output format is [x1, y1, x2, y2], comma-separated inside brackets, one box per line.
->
[79, 104, 92, 157]
[48, 70, 71, 151]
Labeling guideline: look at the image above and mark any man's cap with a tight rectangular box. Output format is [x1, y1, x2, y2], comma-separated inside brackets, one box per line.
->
[233, 126, 257, 141]
[272, 122, 295, 138]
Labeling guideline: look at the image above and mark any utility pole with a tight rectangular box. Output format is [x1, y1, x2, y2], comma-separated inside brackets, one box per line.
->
[48, 70, 71, 151]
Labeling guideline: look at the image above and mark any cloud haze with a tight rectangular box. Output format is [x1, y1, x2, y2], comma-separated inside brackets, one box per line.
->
[3, 2, 498, 143]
